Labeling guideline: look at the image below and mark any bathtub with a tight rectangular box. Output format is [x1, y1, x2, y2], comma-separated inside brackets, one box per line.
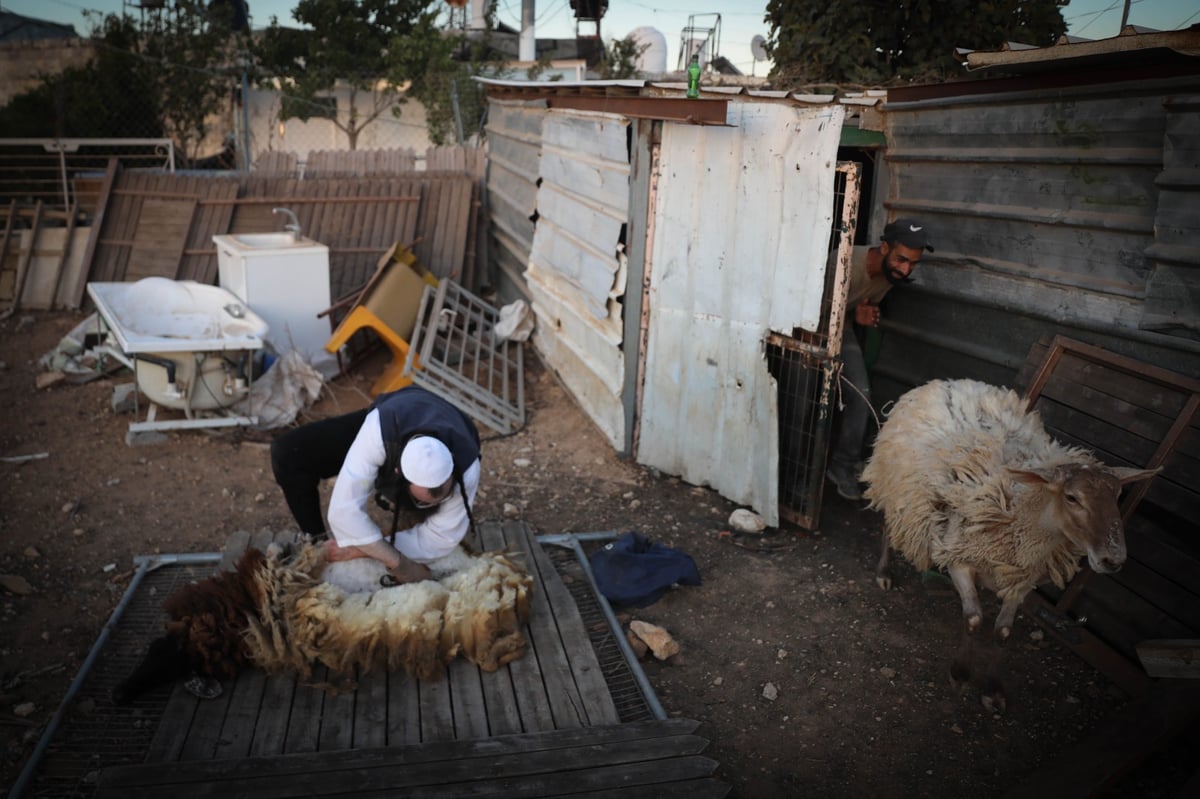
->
[87, 278, 269, 419]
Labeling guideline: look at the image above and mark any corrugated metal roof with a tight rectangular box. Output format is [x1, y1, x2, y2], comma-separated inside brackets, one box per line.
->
[956, 26, 1200, 72]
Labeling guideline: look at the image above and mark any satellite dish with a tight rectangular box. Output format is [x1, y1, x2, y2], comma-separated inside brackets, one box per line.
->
[750, 34, 768, 76]
[751, 34, 768, 62]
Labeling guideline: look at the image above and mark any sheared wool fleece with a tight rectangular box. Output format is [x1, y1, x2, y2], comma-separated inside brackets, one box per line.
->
[861, 379, 1102, 601]
[243, 544, 533, 680]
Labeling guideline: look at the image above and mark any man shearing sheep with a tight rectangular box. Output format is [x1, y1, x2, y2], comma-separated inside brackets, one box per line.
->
[270, 385, 481, 585]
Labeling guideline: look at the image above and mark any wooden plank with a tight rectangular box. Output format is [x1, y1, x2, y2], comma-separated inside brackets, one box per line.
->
[317, 669, 356, 751]
[417, 666, 455, 741]
[126, 198, 196, 281]
[1136, 640, 1200, 679]
[446, 659, 489, 740]
[70, 158, 118, 307]
[385, 669, 421, 746]
[249, 670, 299, 757]
[474, 521, 526, 737]
[511, 520, 621, 727]
[283, 667, 326, 754]
[102, 719, 702, 785]
[46, 201, 78, 309]
[354, 666, 389, 749]
[1, 199, 41, 318]
[1001, 679, 1200, 799]
[97, 719, 715, 796]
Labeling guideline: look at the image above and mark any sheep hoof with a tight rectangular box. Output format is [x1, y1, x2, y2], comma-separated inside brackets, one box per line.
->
[965, 614, 983, 633]
[875, 574, 892, 591]
[981, 682, 1007, 714]
[995, 625, 1012, 643]
[949, 661, 971, 691]
[183, 674, 223, 700]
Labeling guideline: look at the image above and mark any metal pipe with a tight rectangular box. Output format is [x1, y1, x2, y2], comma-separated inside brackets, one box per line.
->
[9, 558, 150, 798]
[536, 532, 668, 721]
[8, 551, 221, 797]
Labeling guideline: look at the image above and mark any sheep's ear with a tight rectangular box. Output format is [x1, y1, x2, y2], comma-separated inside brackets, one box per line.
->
[1110, 466, 1161, 485]
[1008, 467, 1060, 486]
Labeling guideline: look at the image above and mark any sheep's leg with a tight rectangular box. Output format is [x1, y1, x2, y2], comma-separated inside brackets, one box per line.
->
[947, 563, 984, 632]
[993, 595, 1022, 642]
[977, 593, 1023, 714]
[947, 563, 984, 691]
[875, 523, 893, 591]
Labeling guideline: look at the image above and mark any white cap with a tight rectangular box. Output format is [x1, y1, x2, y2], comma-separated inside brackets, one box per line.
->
[400, 436, 454, 488]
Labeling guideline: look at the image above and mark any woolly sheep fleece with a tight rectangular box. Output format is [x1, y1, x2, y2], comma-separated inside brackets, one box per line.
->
[243, 544, 533, 681]
[861, 378, 1105, 600]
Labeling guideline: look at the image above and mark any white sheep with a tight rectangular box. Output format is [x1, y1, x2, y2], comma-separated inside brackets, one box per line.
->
[861, 378, 1157, 707]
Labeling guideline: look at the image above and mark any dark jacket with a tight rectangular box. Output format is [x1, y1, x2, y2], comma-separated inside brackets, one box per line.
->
[371, 386, 480, 505]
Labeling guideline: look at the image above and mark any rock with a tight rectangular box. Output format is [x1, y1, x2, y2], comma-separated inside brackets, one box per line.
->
[13, 702, 36, 717]
[0, 575, 34, 595]
[728, 508, 766, 534]
[23, 546, 40, 559]
[502, 503, 520, 518]
[1029, 629, 1045, 642]
[762, 682, 779, 701]
[629, 499, 642, 510]
[625, 629, 648, 659]
[111, 382, 138, 414]
[36, 371, 66, 390]
[630, 620, 680, 660]
[879, 667, 897, 679]
[513, 458, 532, 467]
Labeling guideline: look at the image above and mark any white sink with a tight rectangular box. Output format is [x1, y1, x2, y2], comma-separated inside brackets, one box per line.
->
[232, 232, 307, 248]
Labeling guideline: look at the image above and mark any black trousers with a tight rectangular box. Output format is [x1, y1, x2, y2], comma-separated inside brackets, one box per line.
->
[270, 408, 371, 536]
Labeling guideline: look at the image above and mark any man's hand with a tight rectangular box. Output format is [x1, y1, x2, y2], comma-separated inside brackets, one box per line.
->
[386, 557, 432, 585]
[855, 302, 882, 328]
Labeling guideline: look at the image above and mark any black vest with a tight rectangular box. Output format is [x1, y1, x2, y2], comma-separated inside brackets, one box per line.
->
[371, 386, 481, 507]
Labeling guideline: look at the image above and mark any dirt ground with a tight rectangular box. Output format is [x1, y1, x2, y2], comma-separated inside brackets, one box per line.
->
[0, 310, 1185, 797]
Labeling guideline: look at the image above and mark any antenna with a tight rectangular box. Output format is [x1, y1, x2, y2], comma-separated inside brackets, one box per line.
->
[750, 34, 767, 77]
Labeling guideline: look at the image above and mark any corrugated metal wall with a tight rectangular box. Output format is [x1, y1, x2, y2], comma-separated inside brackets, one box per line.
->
[636, 102, 846, 525]
[484, 99, 545, 304]
[525, 110, 632, 447]
[875, 74, 1200, 409]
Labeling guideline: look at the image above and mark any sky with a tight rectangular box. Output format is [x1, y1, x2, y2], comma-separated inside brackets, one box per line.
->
[6, 0, 1200, 76]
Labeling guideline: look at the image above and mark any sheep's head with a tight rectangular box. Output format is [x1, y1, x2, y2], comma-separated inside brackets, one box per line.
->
[1010, 464, 1160, 573]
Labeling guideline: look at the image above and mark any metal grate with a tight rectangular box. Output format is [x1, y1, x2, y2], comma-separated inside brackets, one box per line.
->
[542, 543, 657, 724]
[18, 561, 214, 799]
[404, 280, 525, 435]
[772, 161, 861, 530]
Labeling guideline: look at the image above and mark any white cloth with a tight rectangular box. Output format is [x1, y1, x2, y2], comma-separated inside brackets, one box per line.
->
[326, 409, 480, 562]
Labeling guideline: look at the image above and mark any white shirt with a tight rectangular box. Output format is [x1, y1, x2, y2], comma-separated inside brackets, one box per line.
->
[326, 409, 481, 562]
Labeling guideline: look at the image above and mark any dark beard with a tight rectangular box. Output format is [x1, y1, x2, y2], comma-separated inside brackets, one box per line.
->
[884, 267, 913, 287]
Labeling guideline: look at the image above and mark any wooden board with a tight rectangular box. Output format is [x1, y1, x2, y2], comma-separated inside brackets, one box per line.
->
[94, 522, 728, 797]
[97, 718, 726, 799]
[140, 521, 623, 761]
[126, 197, 196, 282]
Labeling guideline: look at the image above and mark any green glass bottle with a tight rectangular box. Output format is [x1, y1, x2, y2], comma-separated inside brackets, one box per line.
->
[687, 54, 701, 98]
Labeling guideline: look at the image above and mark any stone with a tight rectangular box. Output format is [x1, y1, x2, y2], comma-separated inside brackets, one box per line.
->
[111, 382, 138, 414]
[762, 682, 779, 701]
[728, 508, 766, 534]
[630, 620, 680, 660]
[0, 575, 34, 595]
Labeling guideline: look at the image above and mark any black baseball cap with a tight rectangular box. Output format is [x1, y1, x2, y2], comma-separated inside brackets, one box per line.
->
[882, 219, 934, 252]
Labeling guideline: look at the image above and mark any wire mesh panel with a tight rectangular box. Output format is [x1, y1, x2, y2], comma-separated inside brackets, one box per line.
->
[772, 161, 861, 530]
[21, 561, 215, 799]
[404, 280, 525, 435]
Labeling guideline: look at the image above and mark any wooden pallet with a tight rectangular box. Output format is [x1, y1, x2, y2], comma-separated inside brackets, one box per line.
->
[93, 521, 728, 797]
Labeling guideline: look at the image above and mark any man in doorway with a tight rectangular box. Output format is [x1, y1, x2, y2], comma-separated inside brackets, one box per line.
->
[826, 218, 934, 500]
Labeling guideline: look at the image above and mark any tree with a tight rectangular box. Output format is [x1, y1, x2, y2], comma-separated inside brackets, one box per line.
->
[765, 0, 1067, 89]
[254, 0, 436, 150]
[389, 9, 507, 146]
[0, 15, 162, 138]
[598, 35, 650, 80]
[137, 0, 246, 161]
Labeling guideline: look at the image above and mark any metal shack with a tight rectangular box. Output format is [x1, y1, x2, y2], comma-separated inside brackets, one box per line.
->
[480, 78, 882, 529]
